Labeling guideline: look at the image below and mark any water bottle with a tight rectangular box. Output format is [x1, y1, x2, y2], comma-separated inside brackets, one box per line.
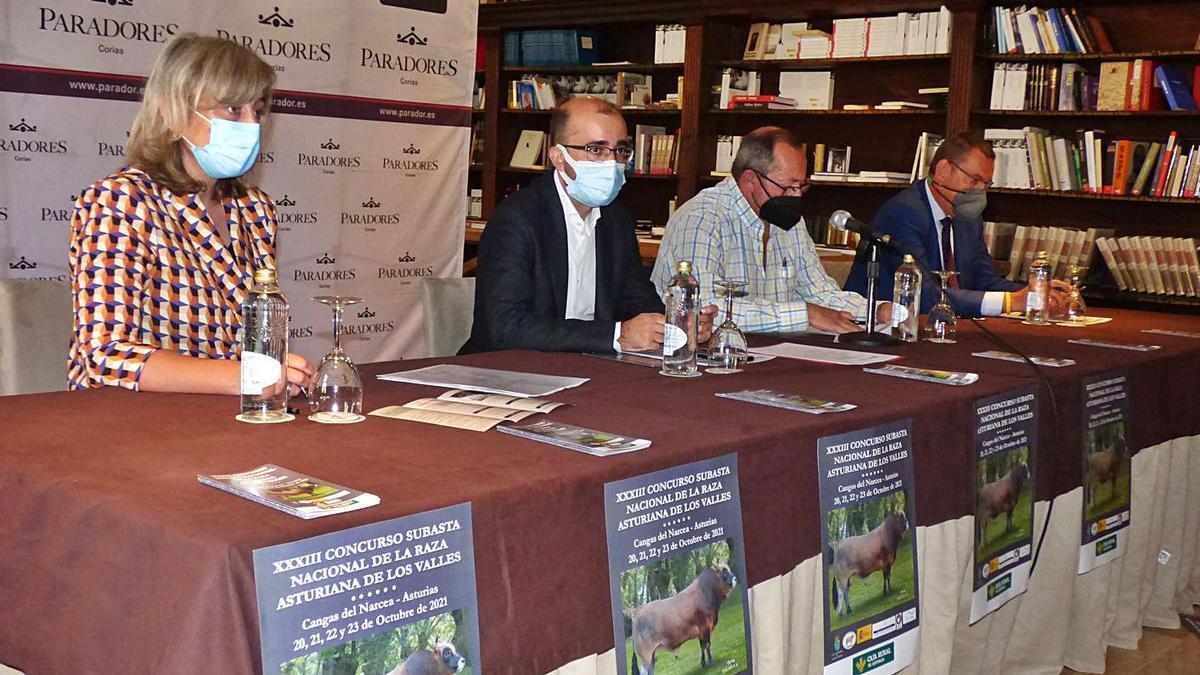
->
[662, 260, 699, 376]
[240, 268, 290, 420]
[1026, 250, 1051, 325]
[891, 254, 921, 342]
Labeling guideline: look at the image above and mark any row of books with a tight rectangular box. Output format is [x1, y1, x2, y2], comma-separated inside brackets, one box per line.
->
[469, 121, 484, 165]
[989, 60, 1199, 112]
[987, 5, 1112, 55]
[631, 124, 680, 175]
[984, 128, 1200, 198]
[654, 24, 687, 64]
[503, 29, 601, 67]
[990, 223, 1113, 281]
[508, 73, 659, 110]
[1095, 236, 1200, 297]
[829, 8, 952, 58]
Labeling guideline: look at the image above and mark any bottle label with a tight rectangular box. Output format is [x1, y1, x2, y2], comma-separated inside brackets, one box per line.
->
[662, 322, 687, 357]
[241, 351, 283, 395]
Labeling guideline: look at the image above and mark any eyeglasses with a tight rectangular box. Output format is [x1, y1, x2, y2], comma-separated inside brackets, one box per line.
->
[560, 143, 634, 164]
[755, 170, 811, 197]
[949, 160, 993, 189]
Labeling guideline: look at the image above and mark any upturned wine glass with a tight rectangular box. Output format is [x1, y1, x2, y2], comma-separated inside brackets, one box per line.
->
[924, 271, 958, 344]
[308, 296, 364, 415]
[708, 278, 749, 372]
[1063, 264, 1088, 322]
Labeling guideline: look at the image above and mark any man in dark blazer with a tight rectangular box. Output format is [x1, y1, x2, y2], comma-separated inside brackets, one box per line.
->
[461, 97, 713, 354]
[845, 133, 1067, 317]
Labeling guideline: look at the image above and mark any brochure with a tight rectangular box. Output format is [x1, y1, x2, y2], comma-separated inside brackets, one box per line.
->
[585, 350, 777, 368]
[497, 420, 650, 456]
[998, 312, 1113, 326]
[864, 363, 979, 385]
[715, 389, 856, 414]
[377, 364, 588, 397]
[1068, 338, 1161, 352]
[750, 342, 899, 366]
[972, 350, 1076, 367]
[1143, 329, 1200, 339]
[197, 465, 379, 519]
[369, 392, 563, 432]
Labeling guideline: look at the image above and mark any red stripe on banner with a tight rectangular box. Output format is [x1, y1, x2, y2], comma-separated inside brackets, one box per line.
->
[0, 64, 472, 128]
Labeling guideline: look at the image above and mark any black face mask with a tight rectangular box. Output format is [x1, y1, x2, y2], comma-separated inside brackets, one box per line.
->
[758, 196, 805, 231]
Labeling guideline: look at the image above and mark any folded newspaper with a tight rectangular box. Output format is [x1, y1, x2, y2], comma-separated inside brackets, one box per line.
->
[715, 389, 856, 414]
[497, 420, 650, 456]
[863, 363, 979, 386]
[197, 465, 379, 519]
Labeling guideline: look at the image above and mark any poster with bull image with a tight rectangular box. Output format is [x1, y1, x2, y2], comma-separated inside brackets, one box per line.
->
[1078, 371, 1132, 574]
[252, 502, 480, 675]
[604, 453, 752, 675]
[817, 420, 918, 675]
[969, 389, 1037, 624]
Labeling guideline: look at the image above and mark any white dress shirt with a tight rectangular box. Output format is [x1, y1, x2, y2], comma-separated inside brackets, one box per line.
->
[553, 172, 623, 350]
[924, 181, 1005, 316]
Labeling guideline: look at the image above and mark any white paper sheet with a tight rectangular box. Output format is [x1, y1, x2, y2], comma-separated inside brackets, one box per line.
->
[749, 342, 900, 365]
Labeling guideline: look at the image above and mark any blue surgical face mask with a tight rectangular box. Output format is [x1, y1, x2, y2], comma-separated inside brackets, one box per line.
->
[556, 144, 625, 207]
[185, 110, 261, 180]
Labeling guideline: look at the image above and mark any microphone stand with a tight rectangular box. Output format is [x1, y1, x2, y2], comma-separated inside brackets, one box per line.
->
[839, 239, 901, 347]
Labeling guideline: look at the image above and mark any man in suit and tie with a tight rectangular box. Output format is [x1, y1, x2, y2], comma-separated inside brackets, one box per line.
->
[461, 97, 714, 354]
[845, 133, 1067, 317]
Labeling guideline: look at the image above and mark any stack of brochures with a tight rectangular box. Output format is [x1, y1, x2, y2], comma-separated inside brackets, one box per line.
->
[498, 420, 650, 456]
[377, 364, 587, 397]
[863, 363, 979, 385]
[715, 389, 857, 414]
[369, 390, 565, 432]
[197, 465, 379, 519]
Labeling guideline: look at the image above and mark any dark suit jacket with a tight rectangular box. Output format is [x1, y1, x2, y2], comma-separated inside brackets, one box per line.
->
[844, 181, 1021, 316]
[460, 172, 664, 354]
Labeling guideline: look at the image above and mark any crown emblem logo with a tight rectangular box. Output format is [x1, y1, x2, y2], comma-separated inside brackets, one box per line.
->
[9, 118, 37, 133]
[396, 27, 429, 46]
[316, 253, 336, 265]
[320, 138, 341, 150]
[402, 143, 420, 155]
[357, 307, 377, 318]
[93, 0, 134, 6]
[9, 256, 37, 270]
[276, 194, 297, 207]
[362, 197, 381, 208]
[258, 6, 294, 28]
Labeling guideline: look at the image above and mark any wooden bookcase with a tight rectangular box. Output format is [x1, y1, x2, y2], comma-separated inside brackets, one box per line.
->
[472, 0, 1200, 313]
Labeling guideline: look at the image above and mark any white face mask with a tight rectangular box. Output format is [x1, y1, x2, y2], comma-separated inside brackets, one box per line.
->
[557, 145, 626, 207]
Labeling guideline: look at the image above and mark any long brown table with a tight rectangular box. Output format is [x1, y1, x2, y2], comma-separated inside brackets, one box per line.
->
[2, 309, 1199, 674]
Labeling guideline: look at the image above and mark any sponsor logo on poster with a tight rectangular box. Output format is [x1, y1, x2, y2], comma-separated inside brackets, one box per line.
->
[297, 138, 361, 173]
[215, 5, 332, 70]
[382, 143, 440, 173]
[287, 313, 314, 339]
[343, 306, 395, 339]
[1, 119, 69, 160]
[8, 255, 68, 281]
[378, 251, 434, 280]
[293, 254, 358, 285]
[96, 130, 128, 157]
[9, 256, 38, 271]
[274, 194, 318, 231]
[359, 22, 460, 81]
[36, 3, 178, 50]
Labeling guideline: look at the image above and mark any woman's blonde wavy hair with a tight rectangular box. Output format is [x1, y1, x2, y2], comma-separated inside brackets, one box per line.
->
[127, 33, 275, 199]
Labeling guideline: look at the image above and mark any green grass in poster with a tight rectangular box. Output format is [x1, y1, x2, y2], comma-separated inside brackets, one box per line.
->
[623, 589, 747, 675]
[828, 535, 915, 634]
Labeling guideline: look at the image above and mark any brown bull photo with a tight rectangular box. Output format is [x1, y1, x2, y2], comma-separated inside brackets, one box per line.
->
[628, 563, 738, 675]
[386, 641, 466, 675]
[976, 460, 1030, 549]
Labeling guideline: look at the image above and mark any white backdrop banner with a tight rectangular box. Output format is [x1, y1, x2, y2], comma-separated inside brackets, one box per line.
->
[0, 0, 475, 363]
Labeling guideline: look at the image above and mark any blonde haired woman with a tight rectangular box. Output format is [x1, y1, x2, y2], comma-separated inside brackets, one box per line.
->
[68, 33, 312, 392]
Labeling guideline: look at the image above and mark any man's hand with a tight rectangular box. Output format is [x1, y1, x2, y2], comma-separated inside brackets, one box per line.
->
[286, 352, 316, 397]
[1010, 279, 1071, 314]
[807, 303, 859, 334]
[619, 313, 666, 352]
[697, 304, 719, 344]
[874, 302, 894, 328]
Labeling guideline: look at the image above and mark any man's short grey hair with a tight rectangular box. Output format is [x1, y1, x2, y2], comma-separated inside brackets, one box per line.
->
[731, 126, 804, 178]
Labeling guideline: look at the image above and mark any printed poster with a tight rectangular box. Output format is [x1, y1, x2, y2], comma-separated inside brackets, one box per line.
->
[970, 389, 1036, 624]
[1078, 371, 1132, 574]
[604, 453, 752, 675]
[818, 420, 919, 675]
[253, 502, 480, 674]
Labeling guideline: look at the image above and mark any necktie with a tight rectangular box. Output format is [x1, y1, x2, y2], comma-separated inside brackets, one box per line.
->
[940, 217, 959, 288]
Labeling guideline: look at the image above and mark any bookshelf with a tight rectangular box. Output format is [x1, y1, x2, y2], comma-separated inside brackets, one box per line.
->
[471, 0, 1200, 313]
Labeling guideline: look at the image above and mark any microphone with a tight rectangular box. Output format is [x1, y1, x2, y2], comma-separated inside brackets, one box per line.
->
[830, 209, 893, 247]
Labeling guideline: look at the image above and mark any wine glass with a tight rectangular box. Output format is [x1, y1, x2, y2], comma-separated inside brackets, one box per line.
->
[924, 271, 958, 344]
[708, 278, 749, 372]
[1063, 264, 1088, 323]
[308, 296, 364, 416]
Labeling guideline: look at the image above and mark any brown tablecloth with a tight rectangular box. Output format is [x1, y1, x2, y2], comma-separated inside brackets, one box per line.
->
[2, 309, 1198, 674]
